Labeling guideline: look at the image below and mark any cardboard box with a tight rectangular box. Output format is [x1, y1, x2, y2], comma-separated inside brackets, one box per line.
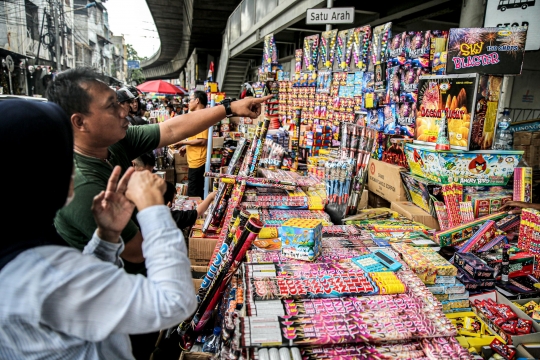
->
[367, 159, 407, 203]
[174, 153, 188, 165]
[175, 165, 190, 173]
[179, 351, 213, 360]
[446, 311, 504, 352]
[470, 291, 540, 345]
[176, 172, 188, 182]
[454, 252, 495, 279]
[212, 136, 224, 149]
[405, 143, 523, 186]
[188, 235, 218, 266]
[164, 168, 175, 183]
[368, 191, 391, 209]
[191, 266, 208, 293]
[192, 278, 203, 291]
[390, 201, 440, 230]
[514, 132, 533, 146]
[480, 252, 535, 279]
[358, 190, 368, 210]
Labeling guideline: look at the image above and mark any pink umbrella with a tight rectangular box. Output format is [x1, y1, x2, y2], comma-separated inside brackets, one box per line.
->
[137, 80, 187, 95]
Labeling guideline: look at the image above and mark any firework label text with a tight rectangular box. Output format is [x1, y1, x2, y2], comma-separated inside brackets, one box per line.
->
[452, 52, 500, 70]
[420, 108, 465, 119]
[460, 42, 484, 56]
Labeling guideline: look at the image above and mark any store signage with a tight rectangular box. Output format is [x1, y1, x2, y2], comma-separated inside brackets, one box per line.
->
[306, 7, 355, 25]
[485, 0, 540, 51]
[127, 60, 140, 69]
[446, 27, 527, 75]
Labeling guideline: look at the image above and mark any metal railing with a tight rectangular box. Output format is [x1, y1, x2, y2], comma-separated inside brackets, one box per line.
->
[227, 0, 280, 44]
[508, 108, 540, 123]
[216, 17, 231, 89]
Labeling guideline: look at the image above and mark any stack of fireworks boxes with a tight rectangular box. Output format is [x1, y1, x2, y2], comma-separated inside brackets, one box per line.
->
[391, 244, 467, 313]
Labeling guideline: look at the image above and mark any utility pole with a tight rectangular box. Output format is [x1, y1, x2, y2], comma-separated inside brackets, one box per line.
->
[53, 0, 61, 70]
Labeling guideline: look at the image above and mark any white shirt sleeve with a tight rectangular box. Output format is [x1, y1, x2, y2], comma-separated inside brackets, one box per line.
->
[82, 232, 125, 267]
[40, 205, 196, 342]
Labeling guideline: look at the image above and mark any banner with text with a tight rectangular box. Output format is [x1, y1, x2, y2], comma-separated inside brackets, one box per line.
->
[446, 27, 527, 75]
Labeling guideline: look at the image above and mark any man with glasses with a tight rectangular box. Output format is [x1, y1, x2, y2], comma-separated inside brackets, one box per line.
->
[46, 68, 269, 358]
[175, 90, 209, 198]
[48, 68, 267, 262]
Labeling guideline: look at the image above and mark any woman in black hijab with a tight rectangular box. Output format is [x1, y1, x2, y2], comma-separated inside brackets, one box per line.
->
[0, 100, 73, 259]
[0, 100, 196, 359]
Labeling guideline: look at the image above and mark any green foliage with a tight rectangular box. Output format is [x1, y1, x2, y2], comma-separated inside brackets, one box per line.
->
[126, 44, 146, 85]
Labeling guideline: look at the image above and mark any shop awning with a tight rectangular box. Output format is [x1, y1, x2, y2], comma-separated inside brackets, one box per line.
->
[0, 47, 34, 59]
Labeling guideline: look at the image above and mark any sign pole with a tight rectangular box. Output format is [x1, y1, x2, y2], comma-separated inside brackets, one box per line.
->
[6, 55, 14, 94]
[326, 0, 334, 31]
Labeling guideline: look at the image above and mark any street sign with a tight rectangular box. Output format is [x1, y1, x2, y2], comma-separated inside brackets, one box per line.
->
[127, 60, 140, 69]
[5, 55, 14, 73]
[485, 0, 540, 51]
[306, 7, 355, 25]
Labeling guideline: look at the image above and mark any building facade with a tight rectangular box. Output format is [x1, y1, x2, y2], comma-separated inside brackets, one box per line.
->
[0, 0, 123, 96]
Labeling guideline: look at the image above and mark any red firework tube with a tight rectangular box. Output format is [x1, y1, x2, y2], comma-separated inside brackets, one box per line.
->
[193, 217, 263, 332]
[220, 147, 234, 167]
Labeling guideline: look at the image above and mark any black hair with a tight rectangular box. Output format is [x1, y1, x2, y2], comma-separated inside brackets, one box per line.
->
[137, 151, 156, 168]
[193, 90, 208, 107]
[45, 67, 106, 117]
[164, 181, 177, 205]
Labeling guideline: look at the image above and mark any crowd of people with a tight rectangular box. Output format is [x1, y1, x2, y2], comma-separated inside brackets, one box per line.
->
[0, 67, 270, 360]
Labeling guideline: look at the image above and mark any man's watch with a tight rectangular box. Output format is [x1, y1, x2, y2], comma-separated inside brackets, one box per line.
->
[220, 98, 236, 118]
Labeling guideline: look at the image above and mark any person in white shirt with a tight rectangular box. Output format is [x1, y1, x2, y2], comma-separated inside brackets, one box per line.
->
[0, 100, 196, 360]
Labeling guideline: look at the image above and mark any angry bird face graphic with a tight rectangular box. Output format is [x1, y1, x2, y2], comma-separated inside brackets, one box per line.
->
[468, 154, 487, 174]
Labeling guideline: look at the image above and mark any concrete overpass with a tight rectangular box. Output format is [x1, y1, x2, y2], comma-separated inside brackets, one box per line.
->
[141, 0, 241, 80]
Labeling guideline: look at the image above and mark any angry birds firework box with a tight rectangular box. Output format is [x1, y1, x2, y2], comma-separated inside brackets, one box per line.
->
[279, 219, 323, 262]
[405, 143, 523, 186]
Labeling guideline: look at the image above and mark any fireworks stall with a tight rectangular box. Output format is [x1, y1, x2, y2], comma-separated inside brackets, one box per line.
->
[172, 24, 540, 360]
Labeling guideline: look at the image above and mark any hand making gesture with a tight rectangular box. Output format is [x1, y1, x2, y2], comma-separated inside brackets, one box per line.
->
[91, 166, 136, 242]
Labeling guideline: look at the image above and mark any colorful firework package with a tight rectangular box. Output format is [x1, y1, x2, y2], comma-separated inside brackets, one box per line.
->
[318, 30, 337, 70]
[279, 218, 323, 261]
[350, 25, 371, 72]
[447, 27, 527, 75]
[388, 32, 407, 66]
[302, 34, 319, 72]
[406, 31, 432, 69]
[397, 102, 417, 136]
[414, 74, 504, 150]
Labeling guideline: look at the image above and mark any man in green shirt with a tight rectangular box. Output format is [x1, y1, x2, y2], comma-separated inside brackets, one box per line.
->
[48, 68, 270, 265]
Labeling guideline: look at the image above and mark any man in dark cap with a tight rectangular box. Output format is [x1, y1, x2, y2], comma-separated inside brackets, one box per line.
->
[126, 85, 148, 126]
